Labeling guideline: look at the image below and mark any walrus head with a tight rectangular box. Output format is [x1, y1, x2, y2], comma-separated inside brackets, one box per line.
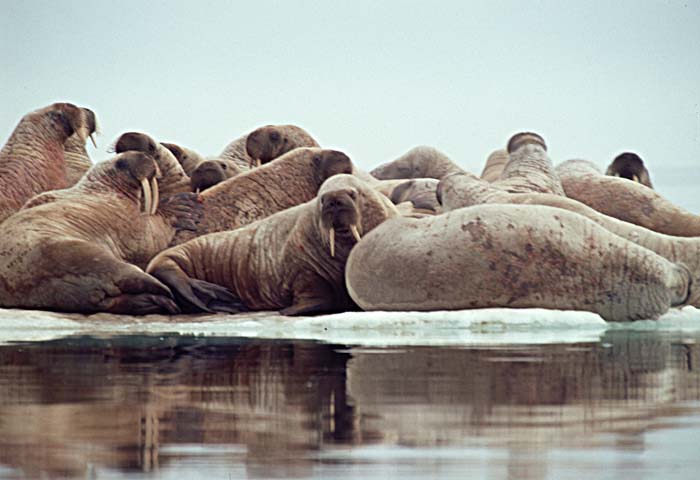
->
[36, 103, 85, 141]
[311, 149, 353, 186]
[245, 124, 318, 168]
[113, 132, 160, 158]
[190, 160, 236, 193]
[507, 132, 547, 153]
[77, 107, 99, 148]
[87, 151, 160, 216]
[160, 142, 184, 161]
[606, 152, 653, 188]
[319, 187, 362, 258]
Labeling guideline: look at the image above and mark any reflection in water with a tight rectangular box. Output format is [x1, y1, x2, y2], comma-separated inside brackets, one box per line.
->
[0, 332, 699, 479]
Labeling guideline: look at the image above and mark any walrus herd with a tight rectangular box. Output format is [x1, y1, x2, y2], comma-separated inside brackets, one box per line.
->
[0, 102, 697, 321]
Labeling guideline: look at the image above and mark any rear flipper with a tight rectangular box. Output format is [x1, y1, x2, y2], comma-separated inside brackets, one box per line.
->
[150, 265, 248, 314]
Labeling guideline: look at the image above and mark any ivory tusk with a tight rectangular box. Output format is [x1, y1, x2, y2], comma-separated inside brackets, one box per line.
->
[150, 177, 159, 215]
[256, 158, 261, 168]
[195, 188, 200, 195]
[329, 227, 335, 258]
[350, 224, 362, 242]
[614, 173, 620, 177]
[89, 133, 98, 149]
[140, 178, 152, 215]
[632, 174, 639, 183]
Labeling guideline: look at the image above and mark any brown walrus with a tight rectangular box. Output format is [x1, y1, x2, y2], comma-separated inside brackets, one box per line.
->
[0, 151, 202, 314]
[219, 124, 319, 171]
[556, 159, 700, 237]
[63, 107, 98, 186]
[480, 149, 509, 182]
[147, 175, 398, 315]
[437, 172, 700, 307]
[369, 145, 465, 180]
[605, 152, 653, 188]
[172, 147, 355, 245]
[0, 102, 88, 224]
[189, 159, 239, 192]
[345, 203, 695, 321]
[113, 132, 192, 195]
[160, 142, 210, 176]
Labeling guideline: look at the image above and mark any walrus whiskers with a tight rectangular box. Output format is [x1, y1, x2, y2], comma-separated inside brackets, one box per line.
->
[150, 177, 159, 215]
[140, 178, 152, 215]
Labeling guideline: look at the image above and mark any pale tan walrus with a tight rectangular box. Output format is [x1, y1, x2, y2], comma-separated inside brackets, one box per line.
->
[480, 149, 509, 182]
[605, 152, 653, 188]
[496, 132, 565, 196]
[220, 124, 319, 171]
[0, 102, 89, 223]
[147, 175, 398, 315]
[172, 147, 355, 245]
[345, 203, 695, 322]
[374, 178, 441, 213]
[437, 172, 700, 307]
[0, 152, 201, 314]
[369, 145, 465, 180]
[556, 159, 700, 237]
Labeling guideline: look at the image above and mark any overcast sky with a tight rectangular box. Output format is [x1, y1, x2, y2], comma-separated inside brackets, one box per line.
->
[1, 1, 698, 199]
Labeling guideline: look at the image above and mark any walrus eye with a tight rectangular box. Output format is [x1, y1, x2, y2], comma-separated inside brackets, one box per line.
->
[270, 131, 281, 142]
[348, 190, 357, 200]
[221, 164, 227, 170]
[115, 159, 128, 170]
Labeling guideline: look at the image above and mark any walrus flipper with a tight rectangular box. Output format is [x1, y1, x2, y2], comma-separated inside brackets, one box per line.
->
[158, 192, 203, 232]
[153, 267, 247, 313]
[101, 293, 180, 315]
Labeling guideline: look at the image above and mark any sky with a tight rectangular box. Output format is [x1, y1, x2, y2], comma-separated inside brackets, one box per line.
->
[1, 0, 699, 206]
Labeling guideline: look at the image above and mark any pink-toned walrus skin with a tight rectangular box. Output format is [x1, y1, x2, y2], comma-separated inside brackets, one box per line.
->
[0, 102, 89, 224]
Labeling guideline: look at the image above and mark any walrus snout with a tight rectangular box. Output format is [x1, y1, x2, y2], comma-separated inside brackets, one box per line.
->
[320, 189, 362, 257]
[246, 125, 284, 166]
[606, 152, 653, 188]
[115, 151, 159, 215]
[507, 132, 547, 153]
[114, 132, 159, 157]
[190, 160, 231, 192]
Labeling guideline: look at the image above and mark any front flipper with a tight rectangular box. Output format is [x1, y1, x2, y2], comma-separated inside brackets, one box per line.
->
[151, 266, 248, 314]
[280, 273, 341, 316]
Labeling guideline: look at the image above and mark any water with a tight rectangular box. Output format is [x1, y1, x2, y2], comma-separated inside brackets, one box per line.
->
[1, 308, 700, 479]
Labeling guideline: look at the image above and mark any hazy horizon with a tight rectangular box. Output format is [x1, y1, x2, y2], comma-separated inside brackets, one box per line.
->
[2, 1, 698, 195]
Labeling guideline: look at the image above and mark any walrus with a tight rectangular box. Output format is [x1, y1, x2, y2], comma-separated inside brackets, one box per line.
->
[369, 145, 465, 180]
[605, 152, 653, 188]
[0, 151, 203, 314]
[556, 159, 700, 237]
[172, 147, 355, 245]
[114, 132, 191, 195]
[63, 107, 98, 186]
[496, 132, 565, 196]
[345, 203, 695, 321]
[373, 178, 441, 213]
[219, 124, 319, 171]
[160, 142, 210, 176]
[480, 149, 509, 182]
[0, 102, 88, 224]
[189, 159, 239, 192]
[437, 172, 700, 306]
[147, 175, 398, 315]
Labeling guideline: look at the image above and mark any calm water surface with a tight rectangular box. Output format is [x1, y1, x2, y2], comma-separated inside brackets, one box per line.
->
[1, 329, 699, 479]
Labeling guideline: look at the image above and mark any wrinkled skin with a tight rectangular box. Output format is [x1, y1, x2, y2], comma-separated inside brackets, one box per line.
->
[219, 124, 319, 172]
[0, 102, 88, 223]
[495, 132, 565, 196]
[114, 132, 191, 195]
[438, 172, 700, 307]
[0, 152, 202, 314]
[605, 152, 653, 188]
[557, 159, 700, 237]
[480, 149, 509, 182]
[345, 204, 693, 322]
[370, 146, 464, 180]
[147, 175, 398, 316]
[172, 147, 355, 245]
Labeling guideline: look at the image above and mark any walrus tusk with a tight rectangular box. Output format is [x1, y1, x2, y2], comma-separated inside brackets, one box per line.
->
[614, 173, 620, 177]
[150, 177, 159, 215]
[329, 227, 335, 258]
[140, 178, 152, 215]
[195, 188, 200, 195]
[350, 224, 362, 242]
[633, 174, 639, 183]
[89, 133, 98, 149]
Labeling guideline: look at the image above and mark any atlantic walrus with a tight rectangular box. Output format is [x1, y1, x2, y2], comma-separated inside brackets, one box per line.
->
[345, 203, 695, 321]
[496, 132, 565, 195]
[0, 151, 202, 314]
[172, 147, 355, 245]
[373, 178, 441, 213]
[437, 172, 700, 306]
[605, 152, 653, 188]
[189, 159, 239, 192]
[480, 149, 509, 182]
[369, 145, 465, 180]
[219, 124, 319, 171]
[147, 175, 398, 315]
[0, 102, 88, 223]
[63, 107, 98, 186]
[556, 159, 700, 237]
[114, 132, 191, 195]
